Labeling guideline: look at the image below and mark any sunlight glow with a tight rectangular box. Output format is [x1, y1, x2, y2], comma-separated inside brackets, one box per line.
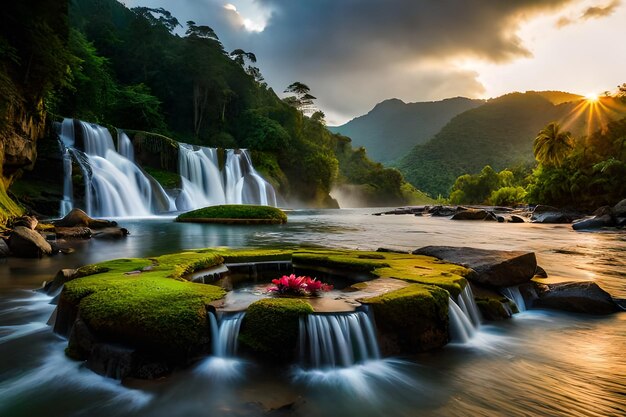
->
[585, 92, 599, 102]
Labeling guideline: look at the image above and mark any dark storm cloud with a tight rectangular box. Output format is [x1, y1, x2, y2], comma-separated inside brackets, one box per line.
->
[126, 0, 595, 121]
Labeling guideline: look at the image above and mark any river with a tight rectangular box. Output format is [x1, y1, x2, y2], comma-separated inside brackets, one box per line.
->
[1, 209, 624, 416]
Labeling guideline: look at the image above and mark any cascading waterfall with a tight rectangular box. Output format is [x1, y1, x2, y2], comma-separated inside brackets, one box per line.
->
[57, 119, 173, 217]
[501, 286, 526, 312]
[457, 285, 482, 327]
[178, 144, 278, 209]
[209, 312, 245, 357]
[448, 285, 481, 343]
[298, 309, 380, 368]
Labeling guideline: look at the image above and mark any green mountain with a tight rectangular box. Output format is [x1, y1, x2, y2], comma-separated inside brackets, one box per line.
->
[396, 92, 626, 197]
[330, 97, 483, 163]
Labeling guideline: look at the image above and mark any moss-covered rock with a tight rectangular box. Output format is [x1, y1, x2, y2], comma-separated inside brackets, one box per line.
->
[143, 166, 181, 189]
[362, 284, 450, 354]
[293, 249, 470, 297]
[176, 204, 287, 224]
[238, 298, 313, 361]
[54, 251, 226, 378]
[475, 297, 516, 320]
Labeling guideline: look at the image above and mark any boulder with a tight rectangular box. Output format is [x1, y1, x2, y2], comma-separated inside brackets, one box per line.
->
[53, 208, 117, 229]
[451, 209, 496, 221]
[44, 268, 78, 295]
[11, 215, 38, 230]
[7, 226, 53, 258]
[0, 239, 9, 258]
[592, 206, 613, 217]
[533, 281, 619, 315]
[91, 227, 129, 239]
[572, 215, 614, 231]
[534, 265, 548, 278]
[429, 205, 464, 217]
[612, 199, 626, 218]
[530, 205, 580, 224]
[509, 215, 526, 223]
[55, 226, 93, 239]
[412, 246, 537, 287]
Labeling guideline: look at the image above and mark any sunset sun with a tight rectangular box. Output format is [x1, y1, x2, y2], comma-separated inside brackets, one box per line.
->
[585, 92, 599, 102]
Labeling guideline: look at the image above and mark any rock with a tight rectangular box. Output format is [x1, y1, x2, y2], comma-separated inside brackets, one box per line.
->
[530, 205, 581, 224]
[0, 239, 9, 257]
[533, 281, 619, 315]
[451, 209, 496, 221]
[91, 227, 129, 239]
[593, 206, 613, 217]
[612, 199, 626, 217]
[54, 208, 117, 229]
[572, 215, 614, 231]
[11, 215, 38, 230]
[55, 226, 93, 239]
[534, 265, 548, 278]
[412, 246, 537, 287]
[616, 217, 626, 228]
[44, 268, 78, 295]
[376, 247, 408, 254]
[509, 215, 526, 223]
[7, 226, 53, 258]
[429, 205, 465, 217]
[67, 318, 97, 360]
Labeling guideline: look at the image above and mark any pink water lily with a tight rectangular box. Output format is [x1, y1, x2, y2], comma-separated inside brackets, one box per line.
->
[267, 274, 333, 296]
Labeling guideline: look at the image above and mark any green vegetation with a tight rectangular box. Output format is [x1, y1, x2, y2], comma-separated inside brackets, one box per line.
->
[239, 298, 313, 360]
[331, 97, 483, 163]
[446, 91, 626, 209]
[0, 183, 24, 226]
[362, 284, 450, 351]
[143, 166, 181, 189]
[397, 92, 626, 198]
[293, 249, 470, 297]
[176, 205, 287, 224]
[8, 0, 418, 209]
[475, 297, 518, 321]
[61, 253, 225, 356]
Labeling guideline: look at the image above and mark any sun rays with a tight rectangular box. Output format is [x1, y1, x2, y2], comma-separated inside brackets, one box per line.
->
[560, 95, 626, 137]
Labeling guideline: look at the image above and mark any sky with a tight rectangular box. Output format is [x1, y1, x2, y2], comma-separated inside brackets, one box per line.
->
[123, 0, 626, 125]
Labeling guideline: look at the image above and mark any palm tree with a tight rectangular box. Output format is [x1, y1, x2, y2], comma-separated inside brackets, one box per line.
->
[533, 122, 573, 167]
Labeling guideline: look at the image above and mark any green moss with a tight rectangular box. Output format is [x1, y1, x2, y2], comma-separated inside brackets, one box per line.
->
[150, 251, 224, 280]
[476, 297, 517, 320]
[293, 250, 470, 297]
[143, 166, 181, 189]
[210, 248, 294, 263]
[176, 205, 287, 224]
[239, 298, 313, 360]
[362, 284, 450, 352]
[0, 182, 24, 226]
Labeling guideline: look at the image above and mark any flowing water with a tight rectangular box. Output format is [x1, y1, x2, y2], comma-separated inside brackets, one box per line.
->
[0, 210, 625, 416]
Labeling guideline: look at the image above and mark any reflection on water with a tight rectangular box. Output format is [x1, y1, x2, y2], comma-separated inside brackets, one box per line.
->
[0, 209, 624, 416]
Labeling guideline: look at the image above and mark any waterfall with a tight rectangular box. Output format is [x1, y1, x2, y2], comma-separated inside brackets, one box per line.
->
[456, 285, 482, 327]
[449, 285, 481, 343]
[57, 119, 173, 217]
[298, 309, 380, 368]
[178, 144, 278, 208]
[448, 298, 477, 343]
[501, 286, 526, 312]
[209, 312, 245, 357]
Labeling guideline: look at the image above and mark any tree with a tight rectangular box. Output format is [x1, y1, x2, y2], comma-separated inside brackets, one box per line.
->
[284, 81, 316, 114]
[533, 122, 573, 167]
[131, 7, 181, 33]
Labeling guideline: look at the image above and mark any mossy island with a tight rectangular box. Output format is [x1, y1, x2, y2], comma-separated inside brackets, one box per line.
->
[46, 245, 619, 381]
[175, 205, 287, 225]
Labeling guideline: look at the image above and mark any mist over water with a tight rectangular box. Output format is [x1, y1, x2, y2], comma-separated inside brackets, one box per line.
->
[0, 210, 624, 416]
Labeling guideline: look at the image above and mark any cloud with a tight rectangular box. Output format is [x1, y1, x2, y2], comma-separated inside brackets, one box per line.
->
[556, 0, 620, 27]
[123, 0, 584, 122]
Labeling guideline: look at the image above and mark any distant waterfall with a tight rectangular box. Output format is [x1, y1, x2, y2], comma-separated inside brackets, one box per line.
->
[57, 119, 174, 217]
[298, 309, 380, 368]
[209, 312, 245, 357]
[448, 285, 481, 343]
[177, 144, 278, 209]
[501, 286, 526, 312]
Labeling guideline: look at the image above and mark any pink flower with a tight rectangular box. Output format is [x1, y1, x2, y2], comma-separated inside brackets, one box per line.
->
[267, 274, 333, 296]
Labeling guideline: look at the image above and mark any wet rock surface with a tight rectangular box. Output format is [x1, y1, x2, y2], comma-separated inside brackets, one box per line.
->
[533, 281, 619, 315]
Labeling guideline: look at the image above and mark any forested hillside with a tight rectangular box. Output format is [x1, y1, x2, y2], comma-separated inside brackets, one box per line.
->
[330, 97, 483, 163]
[396, 92, 626, 197]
